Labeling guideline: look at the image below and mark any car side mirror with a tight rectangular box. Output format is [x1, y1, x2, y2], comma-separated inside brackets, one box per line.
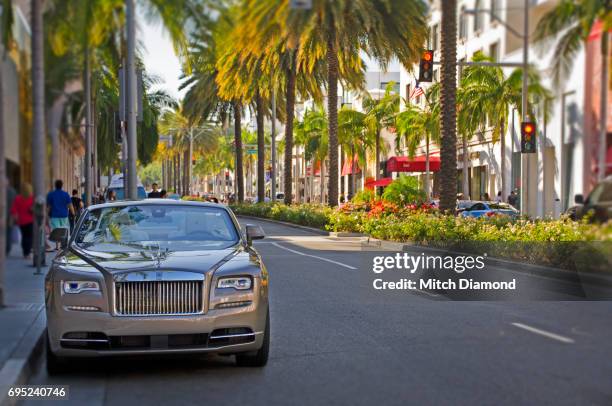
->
[49, 228, 69, 248]
[574, 194, 584, 205]
[245, 224, 265, 246]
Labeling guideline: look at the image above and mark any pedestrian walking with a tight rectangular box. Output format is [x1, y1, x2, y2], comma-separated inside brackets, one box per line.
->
[46, 180, 74, 250]
[69, 189, 83, 231]
[495, 191, 503, 203]
[508, 190, 518, 209]
[148, 183, 162, 198]
[10, 183, 34, 259]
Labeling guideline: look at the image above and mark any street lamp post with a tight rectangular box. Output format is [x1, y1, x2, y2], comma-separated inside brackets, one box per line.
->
[464, 1, 530, 214]
[125, 0, 138, 199]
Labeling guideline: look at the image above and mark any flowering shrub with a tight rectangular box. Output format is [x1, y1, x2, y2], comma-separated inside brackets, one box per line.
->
[230, 202, 611, 270]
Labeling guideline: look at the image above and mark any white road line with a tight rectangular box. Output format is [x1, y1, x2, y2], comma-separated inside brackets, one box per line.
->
[271, 242, 357, 270]
[511, 322, 575, 344]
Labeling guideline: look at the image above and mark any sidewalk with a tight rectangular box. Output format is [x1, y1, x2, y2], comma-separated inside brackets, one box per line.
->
[0, 245, 49, 406]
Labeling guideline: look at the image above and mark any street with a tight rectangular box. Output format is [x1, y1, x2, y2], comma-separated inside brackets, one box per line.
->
[23, 218, 612, 406]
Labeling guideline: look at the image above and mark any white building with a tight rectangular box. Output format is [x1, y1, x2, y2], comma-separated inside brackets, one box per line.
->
[399, 0, 599, 218]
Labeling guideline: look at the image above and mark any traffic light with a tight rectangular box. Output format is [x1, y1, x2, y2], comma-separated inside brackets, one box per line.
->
[521, 122, 537, 153]
[418, 50, 434, 82]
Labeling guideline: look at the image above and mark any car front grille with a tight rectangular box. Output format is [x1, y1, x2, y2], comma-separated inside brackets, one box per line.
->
[115, 281, 204, 316]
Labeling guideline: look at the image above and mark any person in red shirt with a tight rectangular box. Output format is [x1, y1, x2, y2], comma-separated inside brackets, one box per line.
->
[10, 183, 34, 259]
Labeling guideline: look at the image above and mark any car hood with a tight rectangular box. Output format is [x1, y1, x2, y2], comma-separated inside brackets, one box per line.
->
[62, 245, 244, 275]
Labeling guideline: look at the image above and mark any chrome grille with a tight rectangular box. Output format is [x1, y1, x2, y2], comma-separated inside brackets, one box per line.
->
[115, 281, 203, 316]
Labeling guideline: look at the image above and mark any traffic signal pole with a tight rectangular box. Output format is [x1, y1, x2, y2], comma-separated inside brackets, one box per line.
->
[520, 0, 530, 216]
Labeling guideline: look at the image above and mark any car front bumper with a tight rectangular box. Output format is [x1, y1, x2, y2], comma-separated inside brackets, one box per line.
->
[46, 279, 268, 357]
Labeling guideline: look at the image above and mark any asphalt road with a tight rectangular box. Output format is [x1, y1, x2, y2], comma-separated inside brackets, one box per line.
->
[24, 218, 612, 406]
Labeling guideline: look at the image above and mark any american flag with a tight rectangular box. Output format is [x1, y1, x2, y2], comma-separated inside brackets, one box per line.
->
[410, 85, 424, 99]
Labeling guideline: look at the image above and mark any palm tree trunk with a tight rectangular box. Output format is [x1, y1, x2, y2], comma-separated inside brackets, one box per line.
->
[183, 149, 189, 196]
[597, 32, 609, 181]
[233, 102, 244, 203]
[320, 159, 325, 204]
[439, 0, 458, 212]
[256, 90, 265, 203]
[425, 133, 430, 200]
[327, 29, 339, 207]
[375, 129, 380, 182]
[462, 136, 470, 198]
[0, 53, 6, 306]
[31, 0, 46, 267]
[500, 119, 507, 202]
[284, 50, 297, 205]
[349, 145, 356, 199]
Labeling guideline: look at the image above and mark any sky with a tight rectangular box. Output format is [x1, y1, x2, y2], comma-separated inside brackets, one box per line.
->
[138, 11, 185, 101]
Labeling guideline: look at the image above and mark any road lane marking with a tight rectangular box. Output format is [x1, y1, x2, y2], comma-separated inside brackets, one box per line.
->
[271, 242, 357, 270]
[511, 322, 575, 344]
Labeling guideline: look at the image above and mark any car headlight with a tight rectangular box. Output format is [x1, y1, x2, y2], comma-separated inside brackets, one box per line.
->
[63, 281, 100, 294]
[217, 276, 252, 290]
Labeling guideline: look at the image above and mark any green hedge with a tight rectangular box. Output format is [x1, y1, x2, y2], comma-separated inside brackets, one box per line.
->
[230, 203, 332, 229]
[231, 203, 612, 271]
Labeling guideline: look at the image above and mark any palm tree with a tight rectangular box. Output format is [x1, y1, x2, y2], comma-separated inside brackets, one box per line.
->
[296, 107, 328, 203]
[459, 52, 552, 201]
[248, 1, 427, 206]
[158, 106, 219, 196]
[181, 10, 246, 202]
[293, 1, 428, 206]
[396, 83, 441, 199]
[363, 83, 400, 184]
[534, 0, 611, 181]
[228, 0, 328, 205]
[0, 0, 14, 306]
[338, 108, 370, 199]
[439, 0, 459, 212]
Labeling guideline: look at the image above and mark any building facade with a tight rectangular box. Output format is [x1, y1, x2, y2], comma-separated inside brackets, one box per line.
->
[400, 0, 611, 217]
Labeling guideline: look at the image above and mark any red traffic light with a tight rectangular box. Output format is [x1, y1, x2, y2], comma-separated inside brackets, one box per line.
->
[422, 51, 433, 61]
[520, 122, 537, 153]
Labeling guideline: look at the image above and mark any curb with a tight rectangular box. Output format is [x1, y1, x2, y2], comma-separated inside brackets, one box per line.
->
[0, 309, 46, 406]
[237, 215, 330, 236]
[364, 238, 612, 288]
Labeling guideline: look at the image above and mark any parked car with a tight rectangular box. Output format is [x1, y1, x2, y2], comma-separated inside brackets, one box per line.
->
[45, 200, 269, 374]
[456, 200, 477, 216]
[572, 175, 612, 222]
[459, 201, 519, 219]
[105, 174, 147, 200]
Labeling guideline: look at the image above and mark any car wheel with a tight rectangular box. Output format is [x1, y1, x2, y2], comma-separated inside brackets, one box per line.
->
[235, 309, 269, 367]
[45, 329, 67, 375]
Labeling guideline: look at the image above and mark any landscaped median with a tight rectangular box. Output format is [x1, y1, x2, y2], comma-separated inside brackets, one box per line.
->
[229, 202, 612, 272]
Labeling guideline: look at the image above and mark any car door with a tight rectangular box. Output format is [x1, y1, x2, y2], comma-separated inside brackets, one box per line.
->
[584, 181, 612, 222]
[465, 203, 487, 217]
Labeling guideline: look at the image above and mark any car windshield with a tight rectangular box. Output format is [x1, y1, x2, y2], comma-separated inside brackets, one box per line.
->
[487, 203, 516, 210]
[74, 204, 239, 251]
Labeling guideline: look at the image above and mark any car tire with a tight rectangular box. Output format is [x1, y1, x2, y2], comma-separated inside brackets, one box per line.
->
[235, 309, 269, 367]
[45, 329, 67, 375]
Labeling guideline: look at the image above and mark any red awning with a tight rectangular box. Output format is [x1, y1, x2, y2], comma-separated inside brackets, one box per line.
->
[386, 155, 440, 173]
[341, 155, 361, 176]
[365, 177, 393, 189]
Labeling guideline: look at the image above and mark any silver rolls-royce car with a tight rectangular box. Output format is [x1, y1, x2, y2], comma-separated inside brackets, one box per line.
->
[45, 200, 269, 374]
